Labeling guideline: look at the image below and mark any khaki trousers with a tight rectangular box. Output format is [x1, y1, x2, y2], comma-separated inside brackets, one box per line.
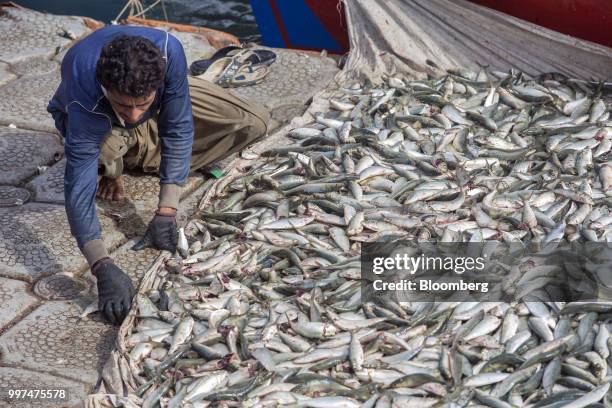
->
[99, 76, 270, 178]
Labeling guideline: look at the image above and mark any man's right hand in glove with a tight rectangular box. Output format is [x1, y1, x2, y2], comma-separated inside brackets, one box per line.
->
[92, 258, 135, 325]
[132, 207, 178, 252]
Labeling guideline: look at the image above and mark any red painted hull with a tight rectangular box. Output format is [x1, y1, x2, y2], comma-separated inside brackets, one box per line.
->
[468, 0, 612, 48]
[251, 0, 611, 52]
[303, 0, 349, 52]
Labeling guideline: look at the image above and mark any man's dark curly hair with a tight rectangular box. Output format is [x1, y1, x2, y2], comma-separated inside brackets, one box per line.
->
[96, 35, 166, 98]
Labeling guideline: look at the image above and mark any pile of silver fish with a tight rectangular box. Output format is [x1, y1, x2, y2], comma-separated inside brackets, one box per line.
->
[123, 69, 612, 407]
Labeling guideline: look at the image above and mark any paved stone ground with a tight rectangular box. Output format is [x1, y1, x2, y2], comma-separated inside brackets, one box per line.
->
[232, 46, 339, 128]
[0, 6, 338, 406]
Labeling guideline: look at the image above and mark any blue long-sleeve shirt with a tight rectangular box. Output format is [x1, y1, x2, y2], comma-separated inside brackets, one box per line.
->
[47, 25, 194, 251]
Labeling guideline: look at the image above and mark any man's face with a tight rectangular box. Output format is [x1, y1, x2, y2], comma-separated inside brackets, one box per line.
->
[105, 89, 156, 125]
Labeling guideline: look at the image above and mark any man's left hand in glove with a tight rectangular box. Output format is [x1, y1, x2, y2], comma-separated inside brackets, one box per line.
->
[93, 258, 135, 325]
[132, 207, 178, 252]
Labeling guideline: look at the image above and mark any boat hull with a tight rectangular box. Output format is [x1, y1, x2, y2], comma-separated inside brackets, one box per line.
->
[250, 0, 611, 52]
[468, 0, 612, 48]
[249, 0, 349, 53]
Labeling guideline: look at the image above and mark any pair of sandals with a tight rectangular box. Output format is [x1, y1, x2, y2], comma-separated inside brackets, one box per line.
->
[190, 45, 277, 87]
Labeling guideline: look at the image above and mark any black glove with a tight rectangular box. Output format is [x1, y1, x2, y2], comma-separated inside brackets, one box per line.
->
[132, 212, 178, 252]
[93, 258, 135, 325]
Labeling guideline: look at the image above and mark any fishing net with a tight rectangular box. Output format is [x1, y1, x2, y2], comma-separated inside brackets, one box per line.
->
[341, 0, 612, 82]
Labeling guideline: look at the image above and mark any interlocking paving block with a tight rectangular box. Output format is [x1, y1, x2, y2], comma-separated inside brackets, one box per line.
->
[11, 56, 60, 77]
[122, 172, 205, 202]
[94, 174, 165, 240]
[0, 127, 63, 185]
[26, 158, 65, 204]
[97, 198, 158, 242]
[0, 186, 30, 207]
[0, 61, 15, 86]
[98, 172, 206, 240]
[29, 159, 205, 205]
[230, 47, 339, 114]
[0, 7, 90, 64]
[270, 103, 311, 126]
[0, 71, 61, 133]
[0, 203, 126, 281]
[0, 367, 87, 408]
[33, 274, 91, 300]
[0, 300, 118, 384]
[0, 277, 38, 329]
[97, 172, 206, 239]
